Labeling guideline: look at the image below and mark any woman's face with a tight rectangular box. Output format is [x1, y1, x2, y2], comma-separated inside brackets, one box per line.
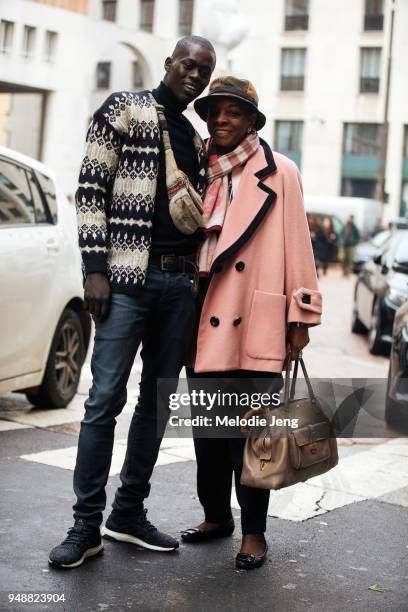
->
[207, 97, 256, 154]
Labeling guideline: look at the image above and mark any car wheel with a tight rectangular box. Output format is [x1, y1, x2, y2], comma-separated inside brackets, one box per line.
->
[26, 308, 84, 409]
[351, 284, 366, 334]
[351, 305, 366, 334]
[368, 300, 388, 355]
[385, 361, 406, 431]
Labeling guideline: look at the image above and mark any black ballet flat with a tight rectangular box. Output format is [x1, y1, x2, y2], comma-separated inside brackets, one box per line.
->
[235, 543, 268, 570]
[181, 519, 235, 543]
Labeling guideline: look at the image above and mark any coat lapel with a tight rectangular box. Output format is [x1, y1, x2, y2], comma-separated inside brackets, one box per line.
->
[208, 140, 277, 279]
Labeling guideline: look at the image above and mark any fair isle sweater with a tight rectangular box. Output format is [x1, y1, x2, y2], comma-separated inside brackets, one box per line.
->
[75, 90, 207, 292]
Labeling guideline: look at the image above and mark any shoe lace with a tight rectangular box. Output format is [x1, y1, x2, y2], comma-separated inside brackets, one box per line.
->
[135, 509, 157, 534]
[63, 521, 94, 547]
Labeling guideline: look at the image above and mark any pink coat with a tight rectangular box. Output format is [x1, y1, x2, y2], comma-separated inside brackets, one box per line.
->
[194, 142, 322, 374]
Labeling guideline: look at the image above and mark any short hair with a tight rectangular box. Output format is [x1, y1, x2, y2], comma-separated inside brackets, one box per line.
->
[172, 36, 216, 59]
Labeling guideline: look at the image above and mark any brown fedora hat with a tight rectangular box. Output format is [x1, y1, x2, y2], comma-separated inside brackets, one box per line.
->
[194, 76, 266, 131]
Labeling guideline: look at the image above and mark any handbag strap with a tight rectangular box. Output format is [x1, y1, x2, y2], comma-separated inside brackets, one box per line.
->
[283, 354, 316, 408]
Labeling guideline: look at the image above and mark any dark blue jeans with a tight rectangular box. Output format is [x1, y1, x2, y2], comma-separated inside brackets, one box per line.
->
[73, 262, 196, 525]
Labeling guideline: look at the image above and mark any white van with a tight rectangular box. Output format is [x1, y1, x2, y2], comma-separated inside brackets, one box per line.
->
[304, 195, 382, 238]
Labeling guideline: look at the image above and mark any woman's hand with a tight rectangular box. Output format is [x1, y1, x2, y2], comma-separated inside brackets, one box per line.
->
[287, 326, 310, 359]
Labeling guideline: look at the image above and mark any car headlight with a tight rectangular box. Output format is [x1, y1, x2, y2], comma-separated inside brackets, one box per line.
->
[386, 289, 406, 308]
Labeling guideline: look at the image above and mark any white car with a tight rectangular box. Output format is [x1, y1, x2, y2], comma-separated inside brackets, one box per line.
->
[0, 147, 91, 408]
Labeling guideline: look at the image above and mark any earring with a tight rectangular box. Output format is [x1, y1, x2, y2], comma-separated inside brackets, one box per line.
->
[247, 126, 253, 134]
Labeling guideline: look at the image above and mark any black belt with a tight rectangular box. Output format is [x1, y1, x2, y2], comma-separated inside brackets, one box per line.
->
[150, 253, 197, 273]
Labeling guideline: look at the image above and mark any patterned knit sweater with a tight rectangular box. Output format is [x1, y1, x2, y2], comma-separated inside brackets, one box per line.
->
[75, 90, 207, 292]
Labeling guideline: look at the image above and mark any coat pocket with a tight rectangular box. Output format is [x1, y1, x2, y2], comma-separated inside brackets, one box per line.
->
[245, 291, 287, 360]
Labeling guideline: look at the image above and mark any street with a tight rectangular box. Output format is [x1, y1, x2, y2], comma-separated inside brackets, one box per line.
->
[0, 267, 407, 612]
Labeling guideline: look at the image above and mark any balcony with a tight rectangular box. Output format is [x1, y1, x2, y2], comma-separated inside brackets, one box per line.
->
[360, 77, 380, 93]
[284, 15, 309, 31]
[364, 14, 383, 31]
[280, 76, 304, 91]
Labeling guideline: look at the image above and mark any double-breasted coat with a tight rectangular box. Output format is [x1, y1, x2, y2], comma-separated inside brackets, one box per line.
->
[193, 140, 322, 374]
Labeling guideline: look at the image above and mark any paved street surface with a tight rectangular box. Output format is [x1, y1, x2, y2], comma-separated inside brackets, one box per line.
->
[1, 267, 407, 612]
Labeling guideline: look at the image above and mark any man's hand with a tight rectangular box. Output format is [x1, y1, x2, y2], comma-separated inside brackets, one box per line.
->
[287, 325, 309, 359]
[84, 272, 111, 321]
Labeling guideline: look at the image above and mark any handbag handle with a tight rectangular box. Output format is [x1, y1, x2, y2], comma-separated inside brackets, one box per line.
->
[283, 353, 316, 409]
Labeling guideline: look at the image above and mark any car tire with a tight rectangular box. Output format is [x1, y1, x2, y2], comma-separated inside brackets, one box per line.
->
[351, 284, 366, 334]
[385, 361, 406, 431]
[26, 308, 85, 409]
[351, 306, 366, 334]
[368, 300, 388, 356]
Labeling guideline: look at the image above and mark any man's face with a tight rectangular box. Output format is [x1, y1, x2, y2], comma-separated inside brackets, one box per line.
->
[164, 43, 216, 104]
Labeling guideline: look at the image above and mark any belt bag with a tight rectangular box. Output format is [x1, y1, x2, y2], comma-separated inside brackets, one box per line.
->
[151, 95, 204, 235]
[240, 356, 338, 490]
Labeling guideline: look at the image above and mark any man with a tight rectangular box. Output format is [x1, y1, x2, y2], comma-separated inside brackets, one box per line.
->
[49, 36, 216, 569]
[341, 214, 360, 276]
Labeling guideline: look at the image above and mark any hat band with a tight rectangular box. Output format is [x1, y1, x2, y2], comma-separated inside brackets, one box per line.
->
[208, 86, 259, 109]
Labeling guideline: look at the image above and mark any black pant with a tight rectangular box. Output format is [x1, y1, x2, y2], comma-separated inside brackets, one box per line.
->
[72, 263, 196, 525]
[188, 369, 283, 535]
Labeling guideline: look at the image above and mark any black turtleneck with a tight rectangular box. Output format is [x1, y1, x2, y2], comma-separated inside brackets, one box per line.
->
[150, 81, 199, 255]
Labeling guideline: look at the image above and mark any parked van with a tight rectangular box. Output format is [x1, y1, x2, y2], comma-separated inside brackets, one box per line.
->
[304, 196, 382, 238]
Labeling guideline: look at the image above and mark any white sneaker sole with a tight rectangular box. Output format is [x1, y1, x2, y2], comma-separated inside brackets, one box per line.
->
[101, 526, 178, 552]
[48, 543, 104, 569]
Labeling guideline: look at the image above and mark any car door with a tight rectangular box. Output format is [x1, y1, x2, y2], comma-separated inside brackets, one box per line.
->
[0, 157, 60, 382]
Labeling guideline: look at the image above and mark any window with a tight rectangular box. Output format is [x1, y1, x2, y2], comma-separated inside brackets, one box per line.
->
[364, 0, 384, 31]
[360, 47, 381, 93]
[22, 25, 36, 58]
[281, 48, 306, 91]
[0, 160, 35, 225]
[179, 0, 194, 36]
[403, 125, 408, 160]
[44, 31, 58, 62]
[275, 121, 303, 165]
[284, 0, 309, 31]
[26, 171, 49, 223]
[102, 0, 117, 22]
[96, 62, 111, 89]
[400, 126, 408, 216]
[342, 123, 383, 198]
[343, 123, 382, 156]
[132, 61, 144, 89]
[35, 171, 57, 223]
[140, 0, 155, 32]
[0, 20, 14, 54]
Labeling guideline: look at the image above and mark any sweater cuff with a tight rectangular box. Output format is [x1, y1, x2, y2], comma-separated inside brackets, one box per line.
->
[287, 287, 322, 325]
[82, 252, 108, 276]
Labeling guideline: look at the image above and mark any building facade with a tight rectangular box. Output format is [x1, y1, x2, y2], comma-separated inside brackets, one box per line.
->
[0, 0, 407, 219]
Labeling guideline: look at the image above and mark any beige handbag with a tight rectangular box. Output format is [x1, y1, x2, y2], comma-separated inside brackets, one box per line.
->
[153, 99, 204, 235]
[240, 356, 338, 490]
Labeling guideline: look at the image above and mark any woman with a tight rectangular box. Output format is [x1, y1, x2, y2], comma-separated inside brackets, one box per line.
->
[307, 214, 324, 276]
[182, 77, 322, 569]
[319, 216, 338, 275]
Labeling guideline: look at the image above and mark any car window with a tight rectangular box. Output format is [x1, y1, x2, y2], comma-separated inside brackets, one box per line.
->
[26, 170, 49, 224]
[0, 159, 35, 225]
[394, 238, 408, 264]
[385, 233, 408, 268]
[371, 230, 391, 249]
[35, 171, 58, 223]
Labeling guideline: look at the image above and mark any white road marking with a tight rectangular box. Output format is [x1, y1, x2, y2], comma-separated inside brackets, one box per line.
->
[0, 420, 33, 431]
[231, 438, 408, 521]
[20, 439, 195, 475]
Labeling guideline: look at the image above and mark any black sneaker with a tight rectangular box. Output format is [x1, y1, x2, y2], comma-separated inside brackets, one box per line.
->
[48, 519, 103, 569]
[102, 509, 179, 552]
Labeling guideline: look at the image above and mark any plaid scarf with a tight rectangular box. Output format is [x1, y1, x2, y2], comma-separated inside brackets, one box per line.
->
[198, 132, 260, 275]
